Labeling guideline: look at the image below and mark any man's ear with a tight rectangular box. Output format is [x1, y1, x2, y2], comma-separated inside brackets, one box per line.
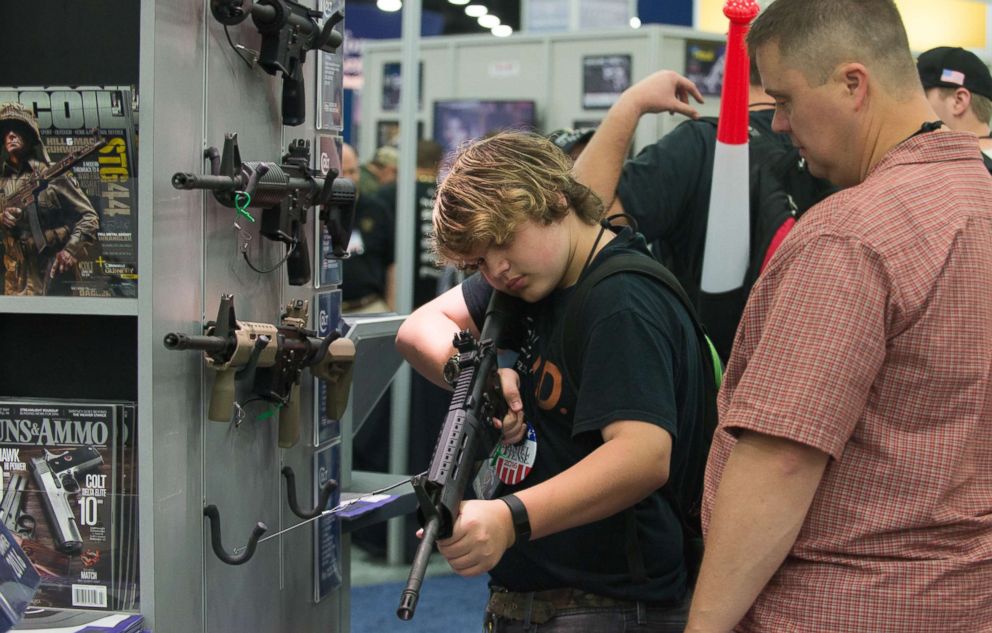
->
[837, 63, 869, 110]
[952, 88, 972, 117]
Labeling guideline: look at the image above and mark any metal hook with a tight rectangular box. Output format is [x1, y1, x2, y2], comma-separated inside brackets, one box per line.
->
[203, 505, 267, 566]
[281, 466, 337, 520]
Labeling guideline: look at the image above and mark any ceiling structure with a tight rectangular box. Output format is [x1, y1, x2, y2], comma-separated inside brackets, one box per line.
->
[349, 0, 522, 36]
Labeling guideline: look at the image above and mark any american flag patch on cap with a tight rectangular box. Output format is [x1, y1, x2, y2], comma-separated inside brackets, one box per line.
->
[942, 68, 966, 85]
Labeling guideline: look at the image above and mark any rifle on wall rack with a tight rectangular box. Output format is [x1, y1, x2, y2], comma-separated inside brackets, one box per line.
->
[171, 133, 356, 286]
[163, 294, 355, 448]
[209, 0, 345, 126]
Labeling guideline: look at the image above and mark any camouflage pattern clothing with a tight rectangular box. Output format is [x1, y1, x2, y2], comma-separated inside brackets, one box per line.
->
[0, 102, 99, 295]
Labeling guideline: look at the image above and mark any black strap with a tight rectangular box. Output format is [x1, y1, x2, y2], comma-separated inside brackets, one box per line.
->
[554, 251, 720, 582]
[557, 253, 712, 392]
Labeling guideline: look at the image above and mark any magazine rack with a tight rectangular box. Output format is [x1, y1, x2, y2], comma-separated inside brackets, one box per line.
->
[0, 1, 372, 631]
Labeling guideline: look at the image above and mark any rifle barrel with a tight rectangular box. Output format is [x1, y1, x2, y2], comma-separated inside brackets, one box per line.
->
[397, 514, 440, 621]
[171, 173, 241, 191]
[163, 332, 229, 354]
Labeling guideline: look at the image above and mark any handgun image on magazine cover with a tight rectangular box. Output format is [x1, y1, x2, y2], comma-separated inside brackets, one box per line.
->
[28, 447, 103, 555]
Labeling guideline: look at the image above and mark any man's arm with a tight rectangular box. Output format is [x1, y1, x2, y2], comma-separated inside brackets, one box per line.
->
[395, 284, 479, 389]
[437, 419, 672, 576]
[573, 70, 703, 213]
[685, 431, 829, 633]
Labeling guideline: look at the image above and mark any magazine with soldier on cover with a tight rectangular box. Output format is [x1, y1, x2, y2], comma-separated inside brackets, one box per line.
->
[0, 87, 138, 298]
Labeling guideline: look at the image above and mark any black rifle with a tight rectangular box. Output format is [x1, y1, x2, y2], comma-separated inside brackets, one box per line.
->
[397, 291, 519, 621]
[171, 133, 356, 286]
[163, 294, 355, 448]
[210, 0, 344, 126]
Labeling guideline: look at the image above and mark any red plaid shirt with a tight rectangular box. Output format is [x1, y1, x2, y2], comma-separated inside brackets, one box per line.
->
[702, 131, 992, 632]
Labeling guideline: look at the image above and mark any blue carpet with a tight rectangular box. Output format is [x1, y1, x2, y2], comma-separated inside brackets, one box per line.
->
[351, 574, 489, 633]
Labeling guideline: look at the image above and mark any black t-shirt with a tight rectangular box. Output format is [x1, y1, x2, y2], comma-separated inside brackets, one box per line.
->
[340, 194, 394, 301]
[375, 178, 439, 308]
[618, 110, 790, 306]
[461, 228, 706, 604]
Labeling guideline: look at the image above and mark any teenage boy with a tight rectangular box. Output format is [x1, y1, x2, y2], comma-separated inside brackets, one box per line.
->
[396, 128, 708, 632]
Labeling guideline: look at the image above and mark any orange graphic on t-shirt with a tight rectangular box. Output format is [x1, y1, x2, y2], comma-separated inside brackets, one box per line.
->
[531, 355, 563, 411]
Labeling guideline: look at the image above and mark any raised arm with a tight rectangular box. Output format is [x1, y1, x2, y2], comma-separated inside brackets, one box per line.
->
[573, 70, 704, 214]
[395, 284, 479, 388]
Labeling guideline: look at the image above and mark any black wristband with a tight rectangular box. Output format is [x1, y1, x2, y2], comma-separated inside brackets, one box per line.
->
[500, 494, 531, 543]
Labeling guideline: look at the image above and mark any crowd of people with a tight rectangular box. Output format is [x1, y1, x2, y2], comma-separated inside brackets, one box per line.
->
[383, 0, 992, 632]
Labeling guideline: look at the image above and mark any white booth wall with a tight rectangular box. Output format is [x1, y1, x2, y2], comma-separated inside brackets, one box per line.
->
[359, 25, 727, 162]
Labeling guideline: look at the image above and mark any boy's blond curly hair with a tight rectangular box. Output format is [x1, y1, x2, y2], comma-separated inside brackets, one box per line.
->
[432, 131, 603, 266]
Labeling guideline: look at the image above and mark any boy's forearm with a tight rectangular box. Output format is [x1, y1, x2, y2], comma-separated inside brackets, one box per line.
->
[686, 431, 829, 633]
[395, 286, 476, 389]
[517, 421, 671, 540]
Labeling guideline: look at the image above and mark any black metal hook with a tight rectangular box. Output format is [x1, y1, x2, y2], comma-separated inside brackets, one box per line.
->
[281, 466, 337, 520]
[203, 505, 267, 566]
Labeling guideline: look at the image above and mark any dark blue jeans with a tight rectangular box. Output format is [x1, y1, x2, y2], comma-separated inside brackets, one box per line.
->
[483, 594, 690, 633]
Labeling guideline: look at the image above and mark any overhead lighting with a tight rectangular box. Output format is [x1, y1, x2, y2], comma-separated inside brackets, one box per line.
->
[629, 17, 641, 28]
[478, 14, 500, 28]
[492, 24, 512, 37]
[448, 0, 470, 4]
[465, 4, 488, 17]
[377, 0, 401, 11]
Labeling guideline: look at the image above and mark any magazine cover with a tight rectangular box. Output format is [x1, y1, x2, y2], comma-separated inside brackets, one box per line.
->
[0, 87, 138, 298]
[111, 404, 137, 612]
[0, 401, 118, 611]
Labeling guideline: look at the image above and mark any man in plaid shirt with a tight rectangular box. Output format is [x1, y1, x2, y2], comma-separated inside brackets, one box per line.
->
[686, 1, 992, 632]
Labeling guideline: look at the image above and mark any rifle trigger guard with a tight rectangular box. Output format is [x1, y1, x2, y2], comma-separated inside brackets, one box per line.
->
[203, 505, 267, 566]
[282, 466, 337, 520]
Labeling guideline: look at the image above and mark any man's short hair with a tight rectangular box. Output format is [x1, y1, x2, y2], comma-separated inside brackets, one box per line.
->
[749, 55, 762, 88]
[748, 0, 919, 98]
[371, 145, 399, 168]
[432, 131, 602, 265]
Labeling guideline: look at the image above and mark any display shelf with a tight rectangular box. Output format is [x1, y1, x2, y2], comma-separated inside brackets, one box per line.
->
[0, 297, 139, 316]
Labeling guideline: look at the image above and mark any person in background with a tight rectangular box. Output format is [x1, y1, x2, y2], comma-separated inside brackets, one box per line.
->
[685, 1, 992, 631]
[374, 139, 444, 309]
[917, 46, 992, 171]
[339, 143, 395, 314]
[358, 144, 398, 199]
[574, 60, 834, 360]
[548, 127, 596, 161]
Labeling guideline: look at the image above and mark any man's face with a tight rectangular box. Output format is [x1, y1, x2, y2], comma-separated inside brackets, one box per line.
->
[457, 217, 572, 303]
[758, 43, 859, 186]
[3, 128, 26, 161]
[341, 144, 360, 182]
[379, 163, 397, 185]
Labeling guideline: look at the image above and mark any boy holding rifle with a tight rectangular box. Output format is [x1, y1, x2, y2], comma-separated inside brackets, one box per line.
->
[396, 115, 708, 631]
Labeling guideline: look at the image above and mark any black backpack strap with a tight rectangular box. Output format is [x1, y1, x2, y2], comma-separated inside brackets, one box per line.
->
[554, 252, 721, 584]
[558, 253, 720, 402]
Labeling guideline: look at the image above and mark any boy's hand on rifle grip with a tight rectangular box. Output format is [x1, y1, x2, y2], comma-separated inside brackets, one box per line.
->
[495, 368, 526, 445]
[436, 499, 515, 577]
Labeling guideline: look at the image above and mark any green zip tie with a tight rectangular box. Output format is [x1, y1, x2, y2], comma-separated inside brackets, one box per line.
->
[235, 192, 255, 222]
[257, 402, 282, 421]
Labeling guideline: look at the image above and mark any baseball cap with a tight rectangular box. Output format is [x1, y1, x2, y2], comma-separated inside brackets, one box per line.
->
[372, 145, 399, 167]
[548, 127, 596, 155]
[917, 47, 992, 100]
